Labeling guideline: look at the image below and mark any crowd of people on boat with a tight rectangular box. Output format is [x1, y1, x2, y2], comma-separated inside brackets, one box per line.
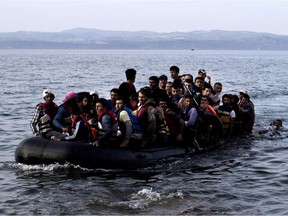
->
[30, 66, 262, 148]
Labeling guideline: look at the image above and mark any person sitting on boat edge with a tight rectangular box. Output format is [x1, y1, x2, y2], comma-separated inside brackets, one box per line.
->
[230, 94, 243, 137]
[238, 93, 254, 135]
[51, 107, 91, 141]
[239, 89, 255, 135]
[214, 94, 236, 139]
[92, 98, 119, 147]
[53, 91, 83, 134]
[114, 96, 142, 148]
[30, 89, 66, 140]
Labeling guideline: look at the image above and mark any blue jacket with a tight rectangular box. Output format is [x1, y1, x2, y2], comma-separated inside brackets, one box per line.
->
[53, 104, 82, 130]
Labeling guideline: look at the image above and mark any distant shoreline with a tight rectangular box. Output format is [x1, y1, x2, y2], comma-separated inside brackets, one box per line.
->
[1, 29, 288, 50]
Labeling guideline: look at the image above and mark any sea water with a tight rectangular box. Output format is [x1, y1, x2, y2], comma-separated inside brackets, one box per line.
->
[1, 49, 288, 215]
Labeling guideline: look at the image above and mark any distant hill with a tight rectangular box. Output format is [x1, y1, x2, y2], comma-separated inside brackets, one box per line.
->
[1, 28, 288, 50]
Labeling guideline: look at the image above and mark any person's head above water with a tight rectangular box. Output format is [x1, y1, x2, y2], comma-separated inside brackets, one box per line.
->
[271, 119, 283, 129]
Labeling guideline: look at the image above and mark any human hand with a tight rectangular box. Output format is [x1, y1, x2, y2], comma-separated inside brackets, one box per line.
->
[120, 139, 129, 148]
[36, 133, 43, 138]
[62, 127, 69, 133]
[141, 140, 147, 148]
[176, 134, 183, 142]
[51, 136, 60, 141]
[91, 141, 99, 147]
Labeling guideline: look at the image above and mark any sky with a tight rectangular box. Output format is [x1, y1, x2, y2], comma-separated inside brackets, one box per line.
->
[0, 0, 287, 35]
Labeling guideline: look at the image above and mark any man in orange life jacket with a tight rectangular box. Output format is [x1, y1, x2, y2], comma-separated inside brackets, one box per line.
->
[30, 89, 66, 140]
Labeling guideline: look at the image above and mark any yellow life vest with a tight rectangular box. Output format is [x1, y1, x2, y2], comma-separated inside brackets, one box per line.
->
[217, 110, 231, 129]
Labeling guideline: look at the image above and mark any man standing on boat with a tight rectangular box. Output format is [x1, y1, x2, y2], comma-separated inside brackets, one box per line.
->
[118, 68, 137, 109]
[169, 65, 181, 83]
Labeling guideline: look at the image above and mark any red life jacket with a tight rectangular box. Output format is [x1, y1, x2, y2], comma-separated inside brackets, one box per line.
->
[38, 102, 58, 120]
[71, 114, 90, 128]
[71, 114, 98, 141]
[136, 103, 150, 130]
[98, 110, 117, 123]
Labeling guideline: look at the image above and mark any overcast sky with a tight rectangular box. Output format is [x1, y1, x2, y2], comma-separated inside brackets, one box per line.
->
[0, 0, 287, 35]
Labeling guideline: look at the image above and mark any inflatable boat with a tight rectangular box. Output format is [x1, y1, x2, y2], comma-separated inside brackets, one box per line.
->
[15, 114, 224, 169]
[15, 137, 197, 169]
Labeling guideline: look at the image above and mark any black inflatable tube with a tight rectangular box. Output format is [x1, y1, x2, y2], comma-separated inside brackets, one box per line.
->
[15, 115, 224, 169]
[15, 137, 189, 169]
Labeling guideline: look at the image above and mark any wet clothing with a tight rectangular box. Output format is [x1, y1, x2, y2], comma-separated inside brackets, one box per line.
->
[239, 103, 253, 134]
[258, 125, 281, 136]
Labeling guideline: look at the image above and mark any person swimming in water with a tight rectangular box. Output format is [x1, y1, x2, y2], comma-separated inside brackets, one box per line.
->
[256, 119, 283, 137]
